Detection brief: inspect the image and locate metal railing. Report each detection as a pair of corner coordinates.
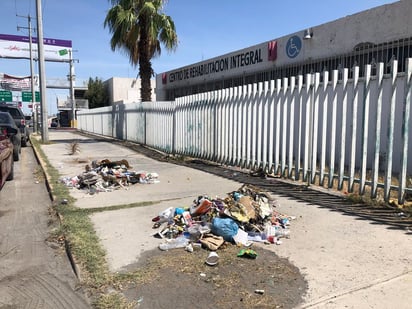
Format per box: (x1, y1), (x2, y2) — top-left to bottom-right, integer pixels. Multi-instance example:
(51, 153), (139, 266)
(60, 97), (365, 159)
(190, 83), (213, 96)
(77, 59), (412, 204)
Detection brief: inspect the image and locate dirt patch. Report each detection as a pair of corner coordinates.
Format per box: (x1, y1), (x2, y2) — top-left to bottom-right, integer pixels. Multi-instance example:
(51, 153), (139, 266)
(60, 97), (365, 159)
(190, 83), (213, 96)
(122, 244), (307, 309)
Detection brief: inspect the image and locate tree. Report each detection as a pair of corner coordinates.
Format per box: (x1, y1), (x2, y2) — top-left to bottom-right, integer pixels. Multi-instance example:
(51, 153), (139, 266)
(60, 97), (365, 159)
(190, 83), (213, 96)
(104, 0), (178, 102)
(84, 77), (110, 109)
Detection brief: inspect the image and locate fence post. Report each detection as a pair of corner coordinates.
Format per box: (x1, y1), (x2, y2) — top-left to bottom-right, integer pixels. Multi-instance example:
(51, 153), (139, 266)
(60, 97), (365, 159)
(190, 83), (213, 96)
(261, 81), (269, 172)
(372, 63), (384, 198)
(288, 76), (296, 178)
(281, 77), (288, 176)
(338, 68), (348, 190)
(328, 70), (339, 188)
(268, 80), (276, 174)
(256, 82), (264, 170)
(274, 79), (282, 175)
(349, 66), (360, 192)
(384, 60), (398, 201)
(295, 75), (303, 180)
(399, 58), (412, 203)
(310, 73), (320, 184)
(303, 73), (312, 183)
(320, 70), (329, 185)
(360, 65), (372, 195)
(172, 101), (176, 155)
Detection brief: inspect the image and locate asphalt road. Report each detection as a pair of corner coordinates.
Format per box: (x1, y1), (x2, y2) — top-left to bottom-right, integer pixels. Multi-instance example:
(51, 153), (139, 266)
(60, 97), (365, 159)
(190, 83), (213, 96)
(0, 143), (90, 308)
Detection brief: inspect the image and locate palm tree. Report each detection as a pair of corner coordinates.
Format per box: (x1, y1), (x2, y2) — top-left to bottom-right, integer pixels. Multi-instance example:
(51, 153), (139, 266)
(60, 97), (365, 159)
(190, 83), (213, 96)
(104, 0), (178, 101)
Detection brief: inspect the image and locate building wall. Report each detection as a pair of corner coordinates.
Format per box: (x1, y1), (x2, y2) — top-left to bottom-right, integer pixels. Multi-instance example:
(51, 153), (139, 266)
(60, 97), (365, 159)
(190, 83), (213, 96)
(105, 77), (156, 104)
(156, 0), (410, 100)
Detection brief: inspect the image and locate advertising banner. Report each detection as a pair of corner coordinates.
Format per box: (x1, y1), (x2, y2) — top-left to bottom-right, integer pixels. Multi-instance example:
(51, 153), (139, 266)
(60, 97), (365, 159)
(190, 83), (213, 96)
(0, 73), (39, 105)
(0, 73), (37, 91)
(0, 34), (72, 62)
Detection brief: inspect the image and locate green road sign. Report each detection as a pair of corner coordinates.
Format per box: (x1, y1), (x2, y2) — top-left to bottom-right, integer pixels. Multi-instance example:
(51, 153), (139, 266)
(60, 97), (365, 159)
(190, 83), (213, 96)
(59, 49), (68, 56)
(0, 90), (12, 102)
(22, 91), (40, 102)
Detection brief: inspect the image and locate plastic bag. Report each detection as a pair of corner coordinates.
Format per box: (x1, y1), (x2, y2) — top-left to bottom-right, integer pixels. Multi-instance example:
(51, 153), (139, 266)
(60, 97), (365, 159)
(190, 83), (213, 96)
(211, 217), (239, 242)
(152, 207), (175, 223)
(159, 236), (189, 251)
(237, 248), (258, 259)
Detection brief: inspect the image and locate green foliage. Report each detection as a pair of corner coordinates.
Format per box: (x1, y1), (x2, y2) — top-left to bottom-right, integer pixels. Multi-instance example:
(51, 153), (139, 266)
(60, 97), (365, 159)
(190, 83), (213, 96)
(104, 0), (178, 101)
(85, 77), (110, 109)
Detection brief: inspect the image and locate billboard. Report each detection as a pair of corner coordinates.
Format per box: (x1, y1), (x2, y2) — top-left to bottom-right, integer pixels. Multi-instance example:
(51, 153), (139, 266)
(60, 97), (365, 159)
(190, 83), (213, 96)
(0, 73), (39, 105)
(0, 73), (37, 91)
(0, 34), (72, 62)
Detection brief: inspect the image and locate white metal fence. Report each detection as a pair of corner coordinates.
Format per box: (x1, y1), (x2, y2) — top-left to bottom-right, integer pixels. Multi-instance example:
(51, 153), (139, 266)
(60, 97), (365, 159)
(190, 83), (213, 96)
(78, 59), (412, 204)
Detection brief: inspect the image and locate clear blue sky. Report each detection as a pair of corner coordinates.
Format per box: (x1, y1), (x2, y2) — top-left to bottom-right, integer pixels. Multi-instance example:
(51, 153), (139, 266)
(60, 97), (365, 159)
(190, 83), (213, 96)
(0, 0), (398, 115)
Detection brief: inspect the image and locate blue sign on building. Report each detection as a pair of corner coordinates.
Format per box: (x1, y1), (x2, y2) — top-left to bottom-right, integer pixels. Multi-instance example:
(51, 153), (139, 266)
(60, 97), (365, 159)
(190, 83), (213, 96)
(286, 35), (302, 58)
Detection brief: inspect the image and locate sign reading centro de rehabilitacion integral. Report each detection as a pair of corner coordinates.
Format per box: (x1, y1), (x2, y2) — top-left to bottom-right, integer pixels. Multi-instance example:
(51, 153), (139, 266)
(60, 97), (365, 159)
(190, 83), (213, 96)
(0, 34), (72, 62)
(167, 47), (265, 84)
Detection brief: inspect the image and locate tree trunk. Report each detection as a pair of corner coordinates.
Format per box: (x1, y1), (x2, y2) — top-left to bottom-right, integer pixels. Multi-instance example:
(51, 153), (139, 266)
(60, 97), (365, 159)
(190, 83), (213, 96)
(138, 20), (153, 102)
(139, 59), (152, 102)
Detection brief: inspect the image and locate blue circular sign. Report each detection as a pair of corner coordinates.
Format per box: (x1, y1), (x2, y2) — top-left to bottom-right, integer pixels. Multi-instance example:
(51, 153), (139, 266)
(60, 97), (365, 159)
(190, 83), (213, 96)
(286, 35), (302, 58)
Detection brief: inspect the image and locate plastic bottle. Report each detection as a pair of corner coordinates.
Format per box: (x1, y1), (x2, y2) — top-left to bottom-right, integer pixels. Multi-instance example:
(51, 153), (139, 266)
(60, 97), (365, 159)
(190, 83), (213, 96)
(274, 227), (290, 239)
(159, 236), (189, 251)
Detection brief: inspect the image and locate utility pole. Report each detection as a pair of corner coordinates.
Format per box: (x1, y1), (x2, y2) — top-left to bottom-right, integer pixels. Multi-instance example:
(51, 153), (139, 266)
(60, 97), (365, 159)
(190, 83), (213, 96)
(35, 0), (48, 142)
(69, 49), (76, 127)
(28, 16), (38, 134)
(17, 15), (38, 133)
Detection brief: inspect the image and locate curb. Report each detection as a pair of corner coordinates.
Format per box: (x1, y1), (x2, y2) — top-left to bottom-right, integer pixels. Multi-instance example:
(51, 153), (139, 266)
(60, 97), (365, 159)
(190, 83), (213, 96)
(29, 134), (82, 281)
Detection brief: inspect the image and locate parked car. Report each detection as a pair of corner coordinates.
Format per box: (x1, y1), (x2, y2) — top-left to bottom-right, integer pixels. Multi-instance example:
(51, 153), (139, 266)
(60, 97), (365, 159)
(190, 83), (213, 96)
(0, 112), (21, 161)
(0, 119), (17, 189)
(0, 104), (30, 147)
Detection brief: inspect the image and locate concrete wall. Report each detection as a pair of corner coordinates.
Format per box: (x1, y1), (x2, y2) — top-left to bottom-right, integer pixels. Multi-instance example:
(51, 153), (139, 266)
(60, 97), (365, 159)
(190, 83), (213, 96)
(105, 77), (156, 104)
(156, 0), (410, 100)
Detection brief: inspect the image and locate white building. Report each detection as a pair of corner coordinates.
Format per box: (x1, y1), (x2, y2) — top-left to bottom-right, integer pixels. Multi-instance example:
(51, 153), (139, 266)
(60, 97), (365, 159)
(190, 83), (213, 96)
(104, 77), (156, 104)
(156, 0), (411, 100)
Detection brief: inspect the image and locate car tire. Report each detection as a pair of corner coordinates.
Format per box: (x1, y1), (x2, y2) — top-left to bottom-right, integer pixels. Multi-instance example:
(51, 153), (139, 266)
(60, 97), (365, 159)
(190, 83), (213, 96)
(13, 148), (19, 161)
(6, 161), (14, 181)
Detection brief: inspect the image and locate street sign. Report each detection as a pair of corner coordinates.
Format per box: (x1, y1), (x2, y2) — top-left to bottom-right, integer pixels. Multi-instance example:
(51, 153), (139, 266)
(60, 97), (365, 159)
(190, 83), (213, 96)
(59, 49), (68, 56)
(0, 90), (12, 102)
(21, 91), (40, 102)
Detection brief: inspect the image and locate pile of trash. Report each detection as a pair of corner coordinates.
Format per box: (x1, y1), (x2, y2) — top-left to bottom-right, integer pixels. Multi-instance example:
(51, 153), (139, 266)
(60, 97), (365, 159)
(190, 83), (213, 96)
(152, 184), (295, 256)
(59, 159), (159, 193)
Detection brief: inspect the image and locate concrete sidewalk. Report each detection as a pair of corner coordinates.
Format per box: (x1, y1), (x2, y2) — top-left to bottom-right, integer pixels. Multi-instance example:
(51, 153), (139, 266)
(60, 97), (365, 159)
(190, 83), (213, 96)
(38, 130), (412, 309)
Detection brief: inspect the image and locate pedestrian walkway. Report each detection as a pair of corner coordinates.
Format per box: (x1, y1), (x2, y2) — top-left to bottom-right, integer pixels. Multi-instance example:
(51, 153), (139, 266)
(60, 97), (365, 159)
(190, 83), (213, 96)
(39, 130), (412, 308)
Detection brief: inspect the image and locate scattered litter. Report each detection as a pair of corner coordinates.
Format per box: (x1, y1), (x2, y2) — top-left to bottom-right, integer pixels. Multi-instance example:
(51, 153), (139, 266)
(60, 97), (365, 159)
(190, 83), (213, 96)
(211, 217), (239, 242)
(254, 289), (265, 295)
(153, 184), (296, 255)
(237, 248), (258, 259)
(136, 297), (144, 304)
(232, 228), (249, 246)
(205, 252), (219, 266)
(158, 235), (189, 251)
(200, 234), (225, 251)
(58, 158), (159, 194)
